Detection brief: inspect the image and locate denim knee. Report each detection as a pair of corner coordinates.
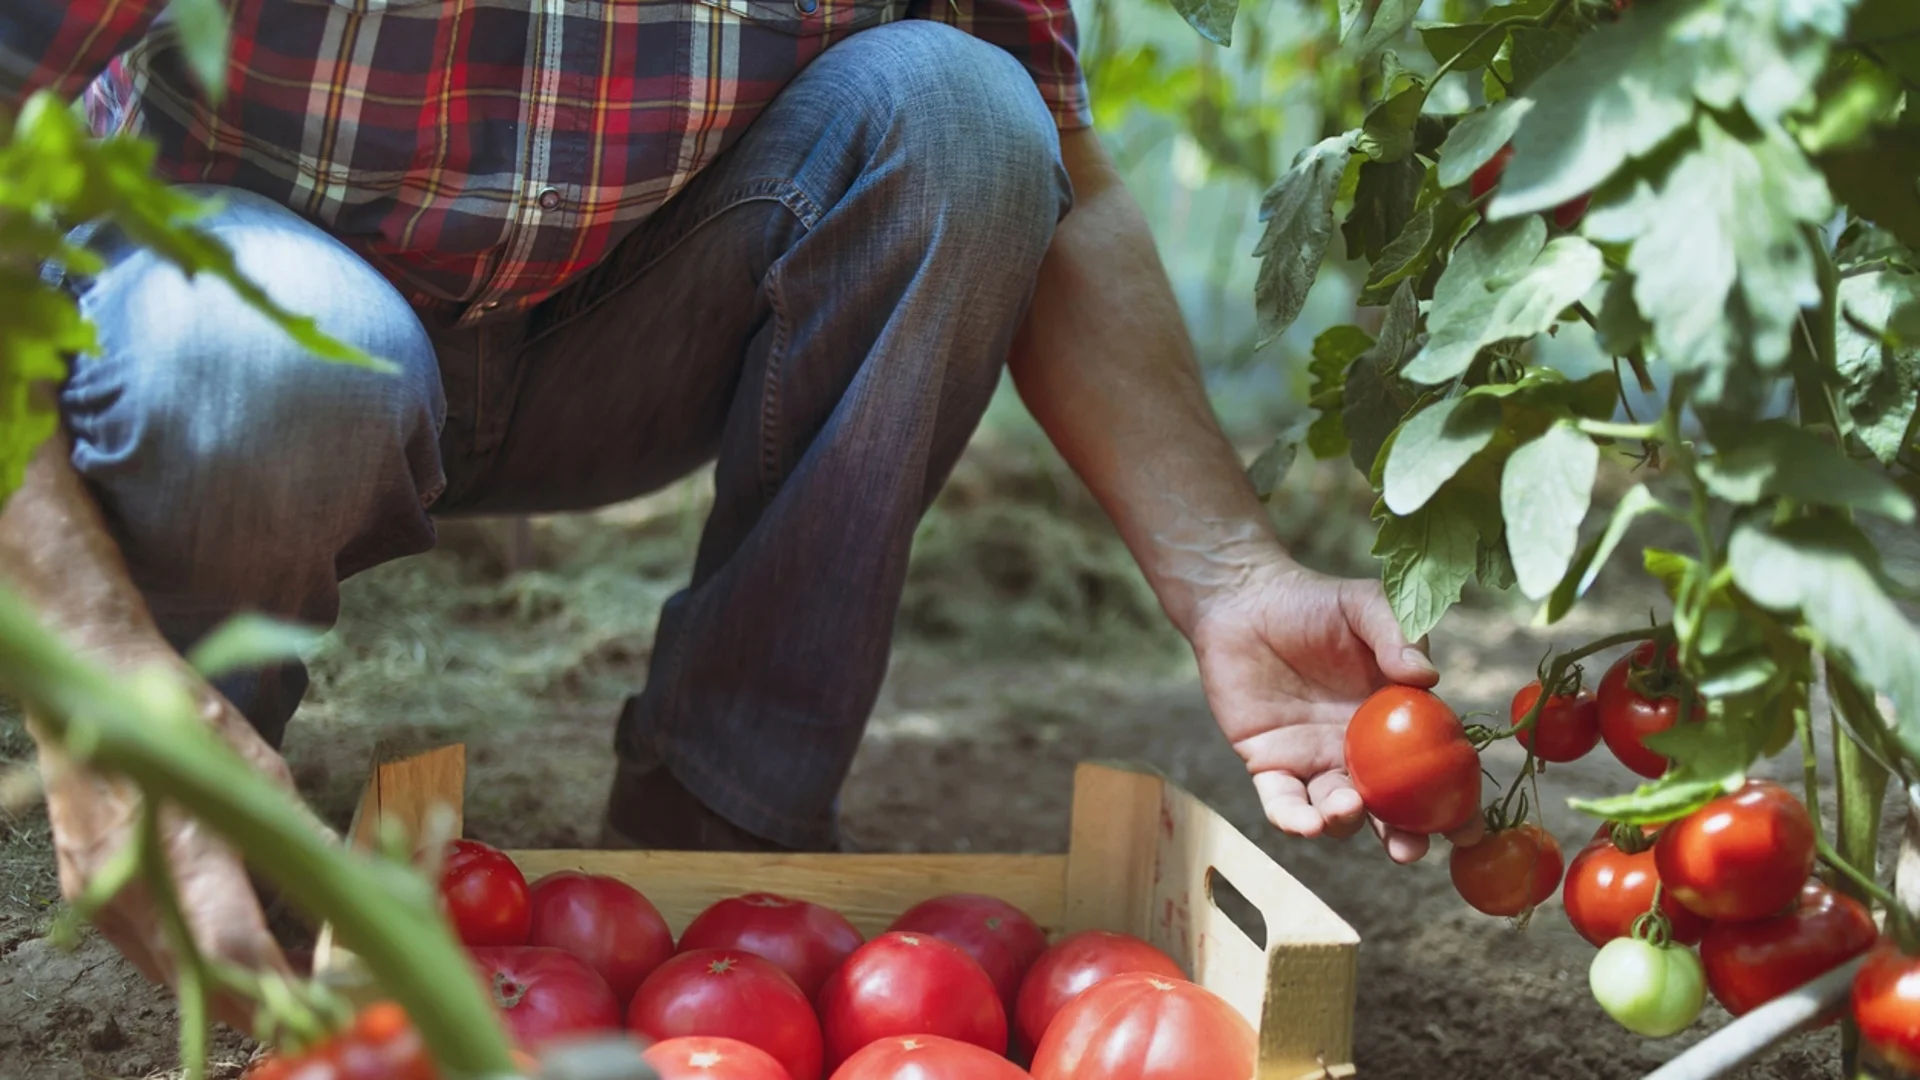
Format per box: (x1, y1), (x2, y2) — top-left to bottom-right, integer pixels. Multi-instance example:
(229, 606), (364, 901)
(61, 187), (445, 618)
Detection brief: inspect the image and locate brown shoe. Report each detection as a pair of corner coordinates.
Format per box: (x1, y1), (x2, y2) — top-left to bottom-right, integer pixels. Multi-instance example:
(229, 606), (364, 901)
(599, 761), (845, 853)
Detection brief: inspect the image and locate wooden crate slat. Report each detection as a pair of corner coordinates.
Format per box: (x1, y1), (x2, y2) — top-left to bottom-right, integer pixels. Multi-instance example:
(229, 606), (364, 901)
(504, 850), (1069, 938)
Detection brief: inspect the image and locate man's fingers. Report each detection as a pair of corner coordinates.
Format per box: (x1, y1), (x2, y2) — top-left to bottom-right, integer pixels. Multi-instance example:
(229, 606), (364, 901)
(1252, 772), (1326, 838)
(1342, 580), (1440, 688)
(1305, 771), (1366, 839)
(1368, 814), (1431, 864)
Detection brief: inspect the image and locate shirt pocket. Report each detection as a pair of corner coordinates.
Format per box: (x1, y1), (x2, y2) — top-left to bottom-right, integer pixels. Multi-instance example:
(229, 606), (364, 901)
(694, 0), (895, 36)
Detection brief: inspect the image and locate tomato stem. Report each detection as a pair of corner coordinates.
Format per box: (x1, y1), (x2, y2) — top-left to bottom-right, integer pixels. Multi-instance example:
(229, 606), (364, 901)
(1816, 835), (1899, 911)
(1503, 626), (1668, 741)
(139, 799), (209, 1080)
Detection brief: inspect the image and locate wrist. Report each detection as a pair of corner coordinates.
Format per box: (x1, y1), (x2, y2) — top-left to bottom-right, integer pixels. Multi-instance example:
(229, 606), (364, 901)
(1153, 526), (1300, 640)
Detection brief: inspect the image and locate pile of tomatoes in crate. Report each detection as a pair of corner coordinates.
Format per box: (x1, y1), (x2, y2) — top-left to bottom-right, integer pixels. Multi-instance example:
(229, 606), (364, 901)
(254, 839), (1260, 1079)
(1345, 642), (1920, 1063)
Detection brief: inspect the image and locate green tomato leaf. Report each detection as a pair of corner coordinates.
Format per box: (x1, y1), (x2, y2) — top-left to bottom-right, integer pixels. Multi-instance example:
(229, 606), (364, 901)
(1374, 493), (1481, 643)
(1595, 271), (1651, 359)
(1697, 420), (1914, 521)
(1383, 395), (1503, 515)
(1404, 218), (1604, 385)
(1254, 133), (1357, 348)
(1437, 99), (1533, 189)
(1821, 128), (1920, 253)
(187, 614), (324, 681)
(1478, 532), (1518, 591)
(1539, 484), (1668, 624)
(1729, 517), (1920, 754)
(1170, 0), (1240, 46)
(1247, 437), (1298, 501)
(1585, 115), (1831, 383)
(1501, 420), (1599, 600)
(166, 0), (233, 102)
(1835, 268), (1920, 464)
(1568, 773), (1729, 826)
(1851, 0), (1920, 89)
(1354, 0), (1422, 59)
(1344, 282), (1421, 475)
(1305, 325), (1375, 460)
(1506, 25), (1578, 95)
(1357, 83), (1428, 165)
(1344, 157), (1425, 262)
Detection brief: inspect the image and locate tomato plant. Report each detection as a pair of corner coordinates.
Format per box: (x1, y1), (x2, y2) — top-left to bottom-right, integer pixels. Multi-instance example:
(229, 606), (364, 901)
(641, 1035), (793, 1080)
(1655, 780), (1817, 923)
(1343, 685), (1482, 835)
(1027, 972), (1257, 1080)
(1013, 930), (1185, 1054)
(1449, 822), (1564, 917)
(1509, 676), (1600, 764)
(1699, 881), (1876, 1017)
(677, 893), (865, 1001)
(1562, 826), (1708, 948)
(440, 839), (533, 948)
(1854, 940), (1920, 1074)
(887, 893), (1049, 1012)
(1588, 936), (1706, 1038)
(829, 1035), (1033, 1080)
(628, 949), (825, 1080)
(818, 931), (1008, 1069)
(527, 870), (675, 1006)
(470, 945), (624, 1050)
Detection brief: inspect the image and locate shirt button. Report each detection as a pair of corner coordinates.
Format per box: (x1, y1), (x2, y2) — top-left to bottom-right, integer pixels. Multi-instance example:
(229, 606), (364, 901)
(538, 188), (563, 211)
(795, 0), (819, 13)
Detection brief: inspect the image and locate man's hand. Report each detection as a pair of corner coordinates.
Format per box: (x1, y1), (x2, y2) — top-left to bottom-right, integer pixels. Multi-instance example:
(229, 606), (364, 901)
(34, 636), (299, 1029)
(1189, 557), (1483, 863)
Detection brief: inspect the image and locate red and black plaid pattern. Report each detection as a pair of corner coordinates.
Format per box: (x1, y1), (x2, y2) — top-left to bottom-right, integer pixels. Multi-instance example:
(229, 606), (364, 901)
(1, 0), (1089, 325)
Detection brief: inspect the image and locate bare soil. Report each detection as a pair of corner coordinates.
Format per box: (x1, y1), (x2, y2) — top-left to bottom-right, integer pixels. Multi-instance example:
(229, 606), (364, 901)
(0, 432), (1879, 1080)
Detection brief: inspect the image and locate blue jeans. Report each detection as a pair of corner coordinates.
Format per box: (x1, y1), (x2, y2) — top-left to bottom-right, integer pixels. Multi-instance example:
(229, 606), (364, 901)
(55, 22), (1072, 849)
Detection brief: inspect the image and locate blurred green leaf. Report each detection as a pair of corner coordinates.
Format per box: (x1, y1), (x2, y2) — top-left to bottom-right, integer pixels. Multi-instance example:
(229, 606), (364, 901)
(1254, 132), (1357, 347)
(1501, 420), (1599, 599)
(167, 0), (233, 101)
(1171, 0), (1240, 47)
(1384, 395), (1503, 515)
(1403, 217), (1603, 384)
(1345, 283), (1422, 475)
(1375, 490), (1482, 642)
(187, 615), (324, 681)
(1539, 484), (1668, 623)
(1697, 420), (1915, 520)
(1834, 268), (1920, 463)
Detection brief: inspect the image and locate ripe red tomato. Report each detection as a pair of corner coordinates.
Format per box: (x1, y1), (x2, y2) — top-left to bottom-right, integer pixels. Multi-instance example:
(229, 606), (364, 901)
(629, 949), (824, 1080)
(642, 1035), (792, 1080)
(1700, 881), (1876, 1017)
(468, 946), (623, 1049)
(1014, 930), (1185, 1054)
(678, 892), (865, 1000)
(887, 893), (1048, 1012)
(1449, 823), (1564, 917)
(1469, 145), (1516, 202)
(1029, 971), (1256, 1080)
(244, 1002), (437, 1080)
(818, 931), (1007, 1069)
(439, 838), (531, 947)
(1854, 940), (1920, 1073)
(1562, 831), (1708, 947)
(1552, 194), (1592, 230)
(1510, 681), (1600, 763)
(829, 1035), (1033, 1080)
(1344, 686), (1482, 835)
(1595, 643), (1697, 778)
(1656, 780), (1816, 922)
(526, 871), (675, 1006)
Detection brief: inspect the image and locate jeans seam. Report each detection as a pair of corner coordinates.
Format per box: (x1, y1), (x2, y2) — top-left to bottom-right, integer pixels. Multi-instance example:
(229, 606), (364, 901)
(758, 258), (790, 502)
(523, 178), (815, 351)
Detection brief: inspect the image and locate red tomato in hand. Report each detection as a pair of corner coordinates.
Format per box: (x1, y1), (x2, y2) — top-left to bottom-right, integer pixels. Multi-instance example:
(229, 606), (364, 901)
(818, 931), (1007, 1069)
(1015, 930), (1185, 1054)
(629, 949), (824, 1080)
(1449, 823), (1564, 917)
(1595, 644), (1697, 778)
(1562, 830), (1708, 947)
(1701, 881), (1876, 1017)
(678, 893), (865, 1000)
(1656, 780), (1816, 922)
(1344, 686), (1482, 835)
(470, 945), (623, 1049)
(440, 839), (531, 947)
(888, 894), (1048, 1012)
(1854, 940), (1920, 1073)
(642, 1036), (792, 1080)
(1510, 681), (1600, 763)
(830, 1035), (1033, 1080)
(527, 871), (675, 1006)
(1029, 972), (1255, 1080)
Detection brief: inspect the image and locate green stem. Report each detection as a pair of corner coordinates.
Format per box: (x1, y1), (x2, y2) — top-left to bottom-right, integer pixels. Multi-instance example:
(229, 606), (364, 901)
(1832, 681), (1892, 913)
(1428, 0), (1576, 87)
(1577, 419), (1662, 441)
(1797, 698), (1823, 849)
(140, 800), (208, 1080)
(0, 589), (519, 1079)
(1499, 626), (1667, 740)
(1817, 835), (1899, 910)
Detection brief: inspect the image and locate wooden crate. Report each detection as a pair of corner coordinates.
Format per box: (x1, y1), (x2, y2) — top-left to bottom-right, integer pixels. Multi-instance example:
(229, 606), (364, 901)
(316, 745), (1360, 1080)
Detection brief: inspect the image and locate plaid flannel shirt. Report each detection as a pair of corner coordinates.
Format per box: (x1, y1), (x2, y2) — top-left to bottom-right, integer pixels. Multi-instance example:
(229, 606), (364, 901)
(0, 0), (1090, 326)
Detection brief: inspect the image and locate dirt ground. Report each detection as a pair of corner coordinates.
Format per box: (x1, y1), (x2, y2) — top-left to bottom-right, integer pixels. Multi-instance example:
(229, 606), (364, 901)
(0, 419), (1892, 1080)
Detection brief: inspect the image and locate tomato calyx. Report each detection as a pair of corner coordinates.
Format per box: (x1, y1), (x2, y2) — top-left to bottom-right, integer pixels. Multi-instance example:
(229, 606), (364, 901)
(1605, 820), (1657, 856)
(1623, 641), (1687, 700)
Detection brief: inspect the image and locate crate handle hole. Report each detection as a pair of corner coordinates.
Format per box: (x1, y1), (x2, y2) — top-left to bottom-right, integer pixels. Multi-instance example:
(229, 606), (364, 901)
(1205, 866), (1267, 953)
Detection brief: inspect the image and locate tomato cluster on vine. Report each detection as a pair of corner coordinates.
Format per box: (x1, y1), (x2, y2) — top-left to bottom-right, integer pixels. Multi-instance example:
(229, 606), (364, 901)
(248, 843), (1258, 1079)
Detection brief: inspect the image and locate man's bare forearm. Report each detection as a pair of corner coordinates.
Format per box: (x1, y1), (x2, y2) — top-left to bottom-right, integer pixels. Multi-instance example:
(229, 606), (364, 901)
(1, 435), (159, 652)
(1010, 128), (1288, 637)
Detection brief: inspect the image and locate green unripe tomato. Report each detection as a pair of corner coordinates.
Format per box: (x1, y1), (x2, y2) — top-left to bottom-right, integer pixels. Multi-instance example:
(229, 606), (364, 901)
(1589, 937), (1706, 1037)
